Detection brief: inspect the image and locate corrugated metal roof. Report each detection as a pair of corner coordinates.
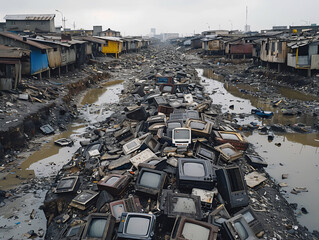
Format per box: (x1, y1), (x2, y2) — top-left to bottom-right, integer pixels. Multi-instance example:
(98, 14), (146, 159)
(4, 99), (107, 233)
(0, 32), (52, 50)
(75, 36), (105, 44)
(0, 44), (30, 58)
(4, 14), (55, 21)
(96, 36), (123, 42)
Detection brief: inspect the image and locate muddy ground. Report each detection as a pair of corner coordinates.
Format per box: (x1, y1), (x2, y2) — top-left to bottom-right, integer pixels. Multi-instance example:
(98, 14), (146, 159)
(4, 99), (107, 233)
(0, 44), (318, 239)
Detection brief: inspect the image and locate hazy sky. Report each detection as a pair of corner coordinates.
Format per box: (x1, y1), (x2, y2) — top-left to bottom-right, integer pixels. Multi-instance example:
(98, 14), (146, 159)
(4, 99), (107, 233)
(1, 0), (319, 36)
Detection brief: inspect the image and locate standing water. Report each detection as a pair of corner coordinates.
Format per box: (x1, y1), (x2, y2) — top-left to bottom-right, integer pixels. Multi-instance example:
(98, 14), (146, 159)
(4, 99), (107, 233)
(0, 80), (124, 239)
(198, 69), (319, 232)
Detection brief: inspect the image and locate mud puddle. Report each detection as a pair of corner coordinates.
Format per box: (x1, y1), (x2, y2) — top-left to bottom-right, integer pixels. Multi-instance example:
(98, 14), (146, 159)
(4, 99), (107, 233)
(199, 68), (319, 231)
(0, 79), (124, 239)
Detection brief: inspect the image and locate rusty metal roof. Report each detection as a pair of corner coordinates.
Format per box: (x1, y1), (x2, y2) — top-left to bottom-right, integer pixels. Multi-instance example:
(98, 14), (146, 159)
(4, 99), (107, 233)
(4, 14), (55, 21)
(0, 44), (30, 58)
(0, 32), (52, 50)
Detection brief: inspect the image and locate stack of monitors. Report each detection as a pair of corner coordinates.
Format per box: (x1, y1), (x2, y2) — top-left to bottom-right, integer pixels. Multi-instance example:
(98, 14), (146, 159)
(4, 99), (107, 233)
(97, 174), (132, 196)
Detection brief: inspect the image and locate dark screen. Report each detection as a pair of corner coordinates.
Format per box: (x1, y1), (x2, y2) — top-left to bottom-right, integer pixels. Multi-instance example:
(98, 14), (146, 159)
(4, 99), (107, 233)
(66, 225), (81, 237)
(87, 218), (107, 238)
(234, 221), (249, 239)
(199, 148), (213, 158)
(227, 168), (244, 192)
(57, 178), (75, 190)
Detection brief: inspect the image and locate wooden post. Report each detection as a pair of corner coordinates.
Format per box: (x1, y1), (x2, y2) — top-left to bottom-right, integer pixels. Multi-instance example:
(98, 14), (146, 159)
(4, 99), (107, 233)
(48, 69), (51, 78)
(278, 63), (281, 72)
(58, 67), (61, 77)
(307, 68), (311, 77)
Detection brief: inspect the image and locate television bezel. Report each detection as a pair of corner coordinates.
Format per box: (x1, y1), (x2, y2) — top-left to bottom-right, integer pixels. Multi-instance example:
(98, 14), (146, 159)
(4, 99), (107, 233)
(222, 214), (256, 240)
(117, 212), (156, 240)
(70, 190), (99, 211)
(186, 119), (212, 137)
(59, 223), (85, 240)
(123, 138), (142, 155)
(109, 196), (142, 222)
(81, 213), (115, 240)
(55, 176), (79, 194)
(135, 168), (167, 197)
(214, 143), (243, 162)
(160, 83), (176, 93)
(171, 216), (219, 240)
(193, 140), (218, 162)
(208, 204), (231, 227)
(235, 206), (263, 235)
(97, 174), (131, 196)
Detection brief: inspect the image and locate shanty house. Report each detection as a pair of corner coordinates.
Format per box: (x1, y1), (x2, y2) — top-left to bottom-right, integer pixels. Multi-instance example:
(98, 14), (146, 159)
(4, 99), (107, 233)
(0, 44), (30, 90)
(287, 37), (319, 76)
(98, 37), (123, 58)
(202, 36), (225, 55)
(225, 39), (254, 59)
(99, 28), (121, 37)
(4, 14), (55, 33)
(0, 32), (51, 77)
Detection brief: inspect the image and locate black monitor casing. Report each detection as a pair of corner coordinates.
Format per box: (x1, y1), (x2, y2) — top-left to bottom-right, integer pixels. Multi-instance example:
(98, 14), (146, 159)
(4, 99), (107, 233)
(81, 213), (115, 240)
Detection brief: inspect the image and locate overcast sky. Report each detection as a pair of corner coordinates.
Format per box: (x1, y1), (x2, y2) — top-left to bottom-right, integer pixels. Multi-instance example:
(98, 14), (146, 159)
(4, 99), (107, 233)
(1, 0), (319, 36)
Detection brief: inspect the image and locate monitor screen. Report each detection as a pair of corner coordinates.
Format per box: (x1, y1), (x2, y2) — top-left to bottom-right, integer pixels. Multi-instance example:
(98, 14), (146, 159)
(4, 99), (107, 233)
(74, 191), (95, 203)
(242, 211), (254, 223)
(163, 86), (173, 92)
(227, 168), (244, 192)
(57, 178), (75, 190)
(190, 121), (205, 130)
(126, 216), (150, 236)
(199, 148), (213, 158)
(183, 162), (205, 177)
(127, 141), (138, 149)
(112, 203), (125, 220)
(222, 147), (236, 156)
(181, 222), (210, 240)
(234, 221), (248, 239)
(215, 217), (228, 224)
(168, 122), (182, 129)
(220, 133), (240, 141)
(174, 129), (190, 139)
(139, 172), (161, 188)
(66, 225), (81, 237)
(87, 218), (107, 238)
(172, 197), (196, 214)
(105, 176), (120, 186)
(148, 139), (157, 149)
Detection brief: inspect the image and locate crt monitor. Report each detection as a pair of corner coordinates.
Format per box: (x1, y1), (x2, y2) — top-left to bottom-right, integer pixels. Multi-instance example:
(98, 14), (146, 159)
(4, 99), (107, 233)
(172, 128), (191, 147)
(97, 174), (131, 196)
(117, 213), (156, 240)
(135, 168), (167, 197)
(55, 176), (79, 194)
(171, 216), (219, 240)
(222, 214), (257, 240)
(81, 213), (115, 240)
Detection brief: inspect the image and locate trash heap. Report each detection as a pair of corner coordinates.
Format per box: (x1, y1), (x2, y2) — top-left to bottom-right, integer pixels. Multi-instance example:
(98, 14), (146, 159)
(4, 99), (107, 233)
(43, 46), (314, 240)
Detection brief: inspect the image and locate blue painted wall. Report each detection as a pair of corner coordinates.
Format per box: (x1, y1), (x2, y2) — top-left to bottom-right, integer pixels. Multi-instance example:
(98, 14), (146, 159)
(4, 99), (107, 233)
(30, 47), (49, 75)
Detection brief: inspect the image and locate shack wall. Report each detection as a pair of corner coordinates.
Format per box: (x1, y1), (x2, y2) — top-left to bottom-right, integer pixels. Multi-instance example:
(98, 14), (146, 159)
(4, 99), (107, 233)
(30, 47), (49, 74)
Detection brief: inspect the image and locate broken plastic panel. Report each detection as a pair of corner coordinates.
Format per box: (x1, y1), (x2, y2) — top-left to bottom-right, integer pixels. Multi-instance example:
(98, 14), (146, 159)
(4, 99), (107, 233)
(130, 148), (157, 168)
(58, 223), (85, 240)
(117, 213), (156, 240)
(123, 138), (142, 155)
(55, 176), (80, 194)
(234, 206), (263, 235)
(135, 168), (167, 197)
(216, 166), (249, 210)
(97, 174), (131, 196)
(214, 143), (243, 163)
(193, 140), (218, 162)
(109, 196), (142, 222)
(81, 213), (115, 240)
(140, 134), (161, 153)
(158, 105), (174, 116)
(208, 204), (231, 228)
(69, 190), (99, 211)
(138, 158), (167, 171)
(170, 216), (219, 240)
(245, 154), (268, 168)
(221, 214), (257, 240)
(126, 106), (148, 121)
(191, 188), (215, 204)
(213, 131), (248, 151)
(114, 127), (133, 142)
(177, 158), (215, 190)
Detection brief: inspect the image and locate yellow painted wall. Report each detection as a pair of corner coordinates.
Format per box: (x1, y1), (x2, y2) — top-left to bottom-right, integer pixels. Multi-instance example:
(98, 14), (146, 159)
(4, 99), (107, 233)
(102, 40), (121, 54)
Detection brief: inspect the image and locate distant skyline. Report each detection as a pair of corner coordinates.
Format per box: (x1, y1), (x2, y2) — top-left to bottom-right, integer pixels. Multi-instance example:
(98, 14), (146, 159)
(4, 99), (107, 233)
(1, 0), (318, 36)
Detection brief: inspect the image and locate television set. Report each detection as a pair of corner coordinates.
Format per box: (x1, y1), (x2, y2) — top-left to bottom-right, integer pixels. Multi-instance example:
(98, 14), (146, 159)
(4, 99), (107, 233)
(245, 155), (268, 168)
(158, 105), (174, 116)
(208, 204), (231, 227)
(156, 76), (174, 84)
(97, 174), (132, 196)
(130, 148), (157, 168)
(59, 223), (85, 240)
(193, 141), (218, 162)
(234, 206), (263, 235)
(186, 119), (212, 137)
(153, 96), (168, 106)
(70, 190), (99, 211)
(140, 135), (161, 153)
(81, 213), (115, 240)
(55, 176), (79, 194)
(213, 131), (248, 151)
(216, 166), (249, 210)
(221, 214), (257, 240)
(185, 110), (200, 120)
(117, 213), (156, 240)
(114, 127), (133, 142)
(171, 216), (219, 240)
(109, 196), (142, 222)
(166, 120), (184, 138)
(148, 123), (166, 134)
(160, 84), (176, 93)
(138, 158), (167, 171)
(172, 128), (191, 148)
(135, 168), (167, 197)
(146, 115), (166, 124)
(177, 158), (215, 190)
(214, 143), (243, 163)
(160, 190), (202, 220)
(126, 106), (148, 121)
(123, 138), (142, 155)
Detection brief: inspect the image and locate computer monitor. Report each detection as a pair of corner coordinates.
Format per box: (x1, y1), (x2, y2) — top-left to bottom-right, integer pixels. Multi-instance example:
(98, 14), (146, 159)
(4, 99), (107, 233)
(160, 190), (202, 220)
(234, 206), (263, 235)
(117, 213), (156, 240)
(109, 196), (142, 222)
(186, 119), (212, 137)
(193, 141), (218, 162)
(138, 158), (166, 171)
(59, 223), (85, 240)
(123, 138), (142, 155)
(221, 214), (257, 240)
(216, 166), (249, 210)
(172, 128), (191, 148)
(167, 120), (184, 138)
(97, 174), (131, 196)
(245, 155), (268, 168)
(81, 213), (115, 240)
(135, 168), (167, 197)
(171, 216), (219, 240)
(55, 176), (79, 194)
(214, 143), (243, 163)
(140, 135), (161, 153)
(177, 158), (215, 190)
(213, 131), (248, 151)
(208, 204), (231, 228)
(70, 190), (99, 211)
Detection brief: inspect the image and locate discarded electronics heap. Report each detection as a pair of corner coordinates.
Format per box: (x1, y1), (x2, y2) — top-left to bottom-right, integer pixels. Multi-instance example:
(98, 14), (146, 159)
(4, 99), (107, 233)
(44, 69), (268, 240)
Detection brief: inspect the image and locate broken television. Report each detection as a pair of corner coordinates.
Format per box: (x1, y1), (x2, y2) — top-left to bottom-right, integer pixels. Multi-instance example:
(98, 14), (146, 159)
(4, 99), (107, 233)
(171, 216), (219, 240)
(109, 196), (142, 222)
(55, 176), (79, 194)
(117, 212), (156, 240)
(81, 213), (115, 240)
(135, 168), (167, 197)
(222, 214), (257, 240)
(172, 128), (191, 147)
(97, 174), (131, 196)
(177, 158), (215, 190)
(234, 206), (263, 235)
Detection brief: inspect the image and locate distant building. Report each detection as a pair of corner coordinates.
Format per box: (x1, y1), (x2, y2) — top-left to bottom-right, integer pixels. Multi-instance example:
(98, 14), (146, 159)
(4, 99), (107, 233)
(0, 22), (5, 32)
(93, 26), (102, 36)
(160, 33), (179, 42)
(4, 14), (56, 33)
(244, 25), (251, 33)
(289, 24), (319, 33)
(202, 30), (230, 36)
(99, 28), (121, 37)
(150, 28), (156, 37)
(272, 26), (288, 31)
